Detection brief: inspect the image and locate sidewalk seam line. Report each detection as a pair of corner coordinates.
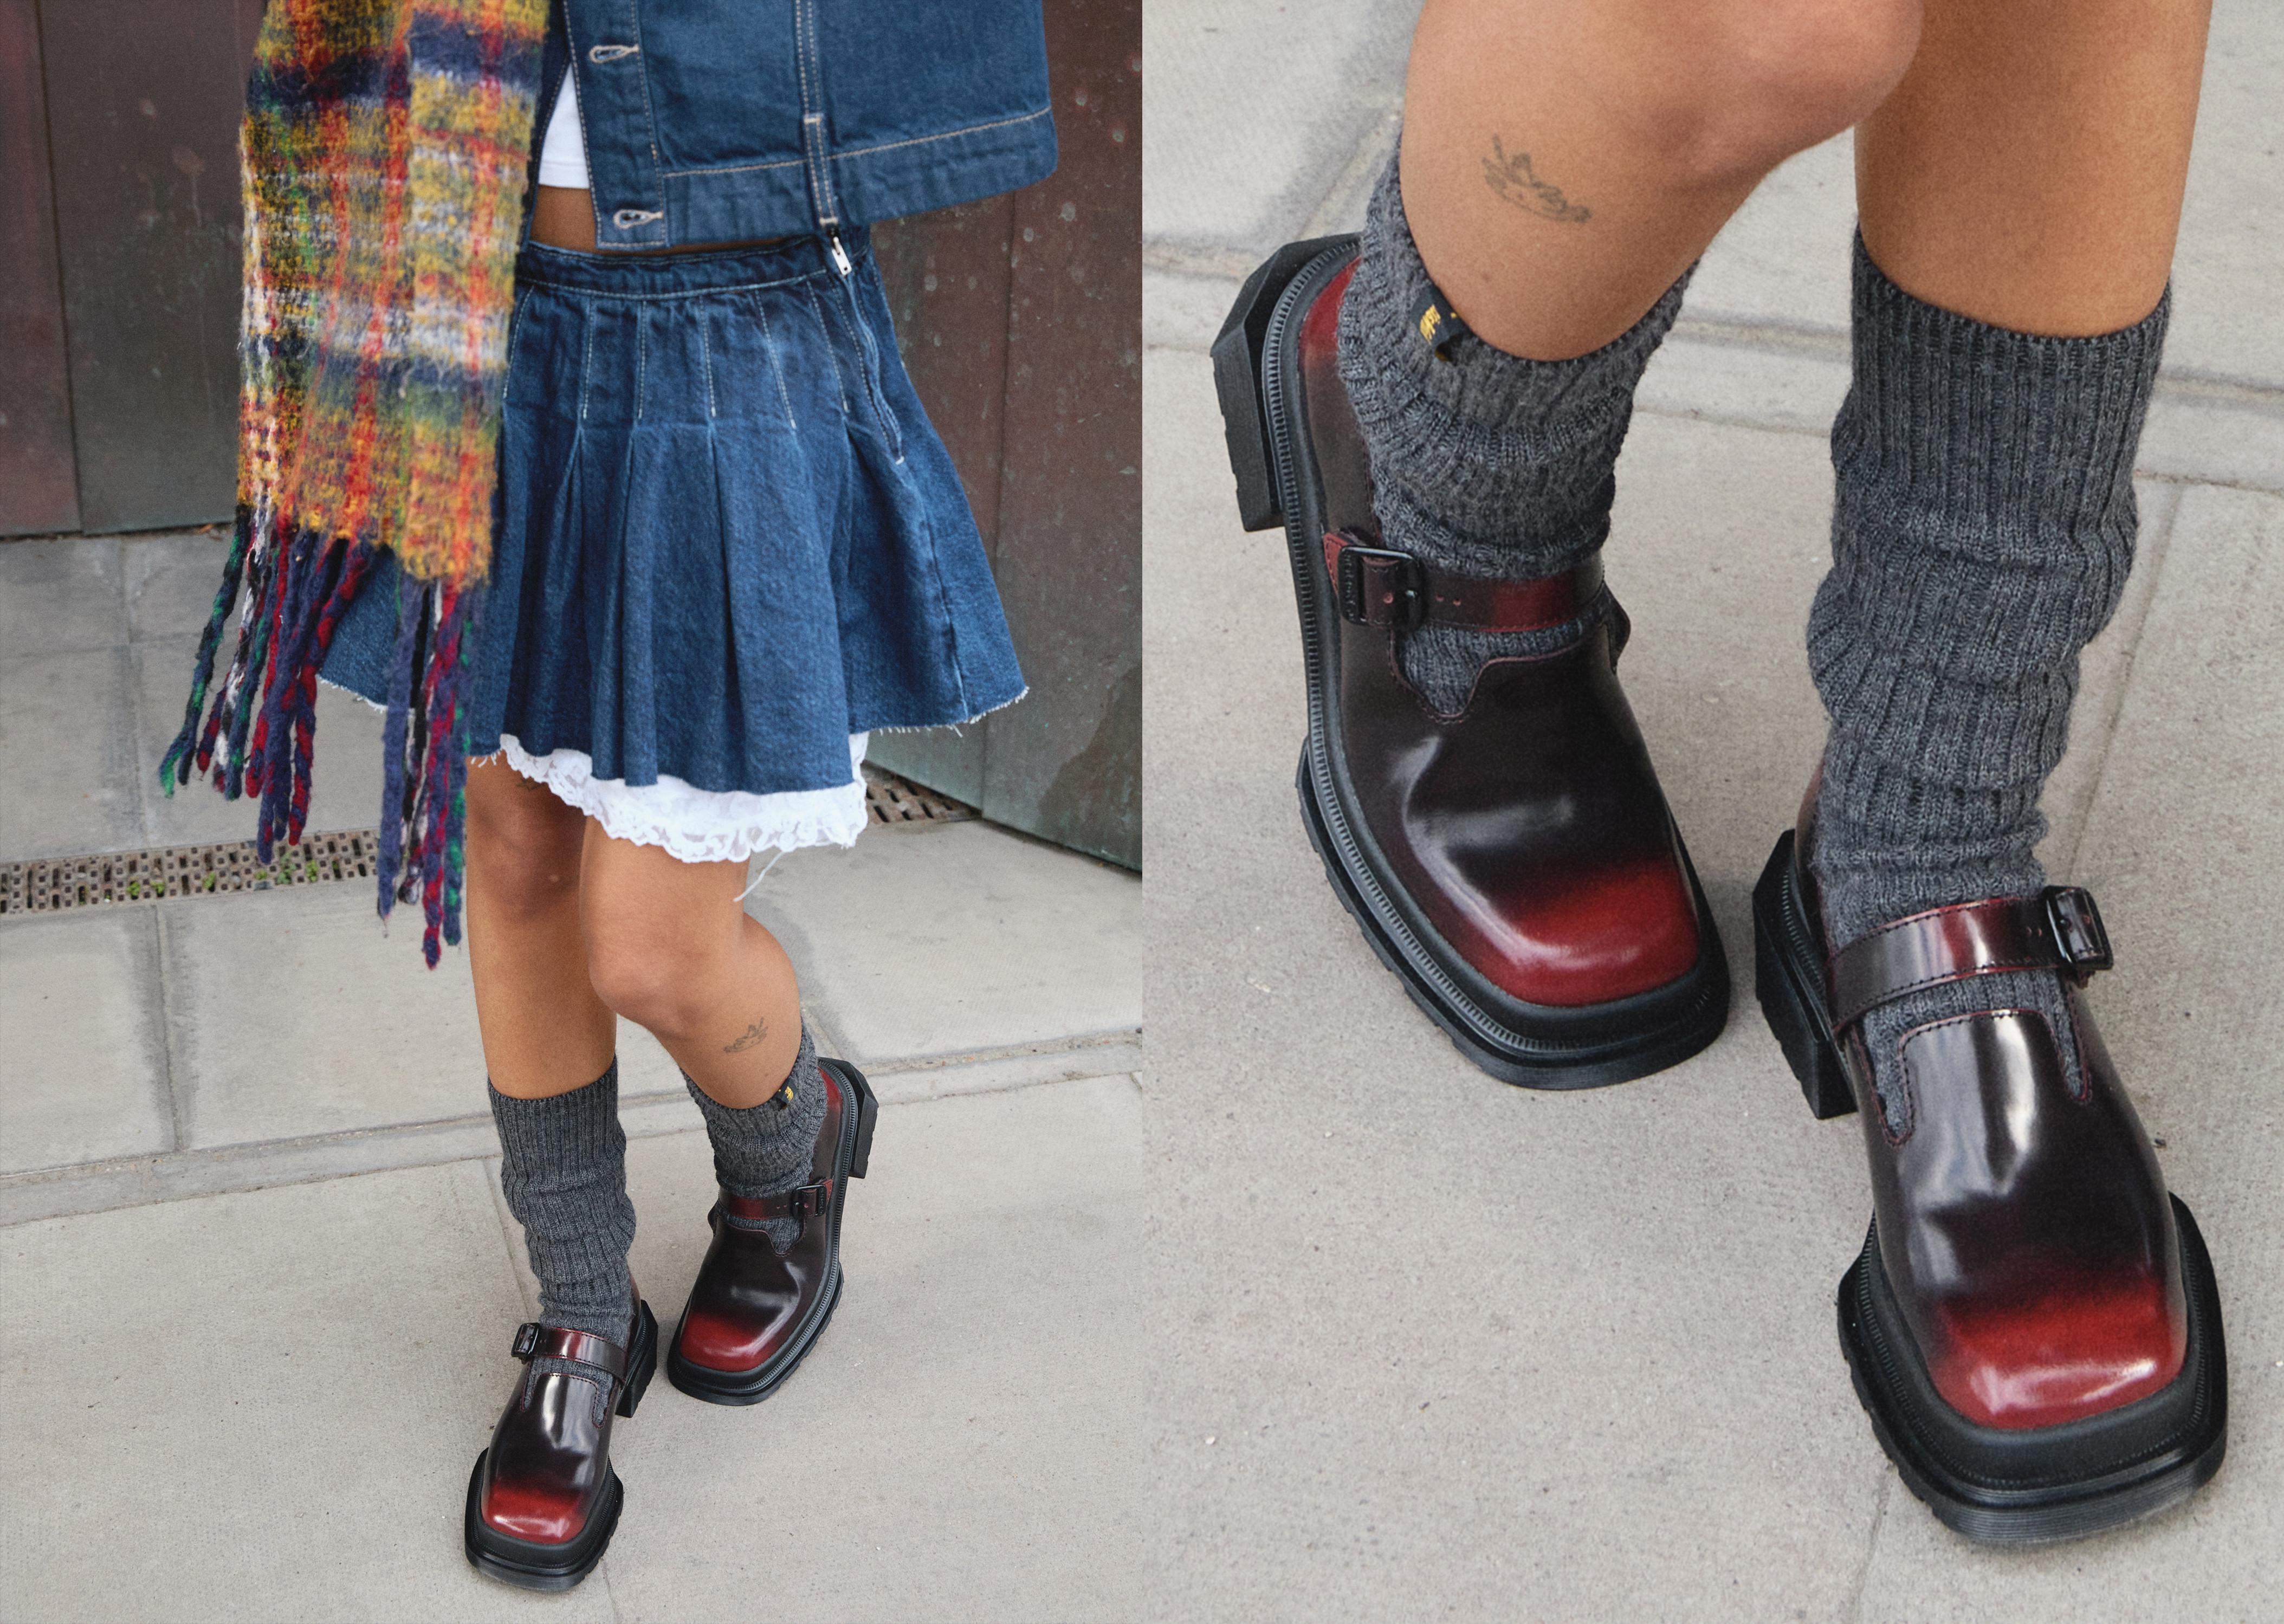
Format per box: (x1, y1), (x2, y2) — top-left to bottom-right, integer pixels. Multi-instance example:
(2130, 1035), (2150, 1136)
(0, 1042), (1143, 1225)
(481, 1150), (542, 1322)
(151, 904), (190, 1154)
(1, 1038), (1141, 1183)
(860, 1026), (1142, 1077)
(1843, 1472), (1890, 1623)
(2065, 480), (2186, 879)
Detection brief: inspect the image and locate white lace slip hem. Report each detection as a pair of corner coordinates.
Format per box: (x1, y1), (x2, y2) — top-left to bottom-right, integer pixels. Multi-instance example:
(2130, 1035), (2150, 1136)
(500, 732), (870, 865)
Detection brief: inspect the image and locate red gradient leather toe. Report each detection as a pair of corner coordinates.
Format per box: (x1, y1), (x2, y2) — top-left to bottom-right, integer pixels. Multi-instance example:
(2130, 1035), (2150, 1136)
(1752, 788), (2227, 1541)
(465, 1295), (656, 1589)
(476, 1310), (643, 1547)
(1797, 801), (2189, 1434)
(1390, 674), (1705, 1008)
(1299, 261), (1711, 1017)
(1217, 236), (1728, 1086)
(1932, 1270), (2182, 1429)
(1864, 998), (2188, 1433)
(667, 1057), (875, 1405)
(674, 1184), (832, 1374)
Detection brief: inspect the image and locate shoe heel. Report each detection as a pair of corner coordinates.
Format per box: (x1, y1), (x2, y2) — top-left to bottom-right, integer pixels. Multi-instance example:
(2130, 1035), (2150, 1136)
(1751, 832), (1856, 1121)
(829, 1059), (878, 1179)
(618, 1301), (659, 1418)
(1211, 235), (1354, 532)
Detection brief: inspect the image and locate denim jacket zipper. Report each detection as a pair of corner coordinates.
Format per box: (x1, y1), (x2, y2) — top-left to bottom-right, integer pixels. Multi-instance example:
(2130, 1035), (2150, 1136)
(794, 0), (900, 455)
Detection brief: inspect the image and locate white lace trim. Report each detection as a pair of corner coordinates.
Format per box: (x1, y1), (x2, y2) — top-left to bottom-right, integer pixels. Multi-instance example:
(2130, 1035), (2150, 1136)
(500, 732), (869, 865)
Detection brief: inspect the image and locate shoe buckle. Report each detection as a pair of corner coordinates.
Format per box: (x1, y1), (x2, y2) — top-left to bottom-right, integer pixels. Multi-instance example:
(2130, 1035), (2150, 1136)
(785, 1180), (833, 1219)
(2043, 887), (2113, 981)
(512, 1322), (542, 1361)
(1334, 540), (1426, 630)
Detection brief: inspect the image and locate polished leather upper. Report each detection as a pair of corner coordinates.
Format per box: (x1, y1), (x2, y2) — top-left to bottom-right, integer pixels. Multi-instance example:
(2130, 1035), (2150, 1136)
(1299, 260), (1701, 1008)
(478, 1302), (641, 1545)
(675, 1068), (849, 1374)
(1871, 1000), (2185, 1429)
(1802, 806), (2188, 1431)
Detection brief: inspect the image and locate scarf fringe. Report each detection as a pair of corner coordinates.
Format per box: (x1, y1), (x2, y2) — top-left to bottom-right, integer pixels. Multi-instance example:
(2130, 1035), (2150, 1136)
(158, 503), (472, 965)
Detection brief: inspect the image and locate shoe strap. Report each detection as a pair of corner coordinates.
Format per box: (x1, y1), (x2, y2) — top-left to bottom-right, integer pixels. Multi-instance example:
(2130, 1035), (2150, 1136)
(720, 1179), (835, 1227)
(512, 1322), (632, 1384)
(1826, 888), (2113, 1033)
(1322, 531), (1601, 633)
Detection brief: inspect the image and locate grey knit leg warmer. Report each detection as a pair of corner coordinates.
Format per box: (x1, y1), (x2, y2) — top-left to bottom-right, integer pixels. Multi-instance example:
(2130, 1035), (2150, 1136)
(489, 1060), (637, 1341)
(683, 1022), (827, 1250)
(1337, 153), (1690, 713)
(1811, 235), (2167, 1127)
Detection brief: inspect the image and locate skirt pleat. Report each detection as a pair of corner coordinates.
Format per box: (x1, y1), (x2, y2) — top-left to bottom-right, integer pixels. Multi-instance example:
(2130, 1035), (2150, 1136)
(318, 230), (1023, 860)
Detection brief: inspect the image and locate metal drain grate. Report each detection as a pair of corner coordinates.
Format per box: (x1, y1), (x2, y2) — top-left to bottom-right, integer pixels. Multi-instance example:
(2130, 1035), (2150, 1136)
(863, 765), (975, 826)
(0, 772), (972, 918)
(2, 830), (380, 917)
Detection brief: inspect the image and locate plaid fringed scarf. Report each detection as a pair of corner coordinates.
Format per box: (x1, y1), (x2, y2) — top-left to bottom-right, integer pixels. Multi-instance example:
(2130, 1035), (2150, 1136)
(160, 0), (546, 965)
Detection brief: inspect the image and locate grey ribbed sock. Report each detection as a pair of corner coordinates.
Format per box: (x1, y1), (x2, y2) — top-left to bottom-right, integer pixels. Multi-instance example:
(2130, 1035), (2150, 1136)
(1337, 152), (1689, 713)
(683, 1022), (827, 1250)
(489, 1060), (636, 1341)
(1811, 235), (2166, 1129)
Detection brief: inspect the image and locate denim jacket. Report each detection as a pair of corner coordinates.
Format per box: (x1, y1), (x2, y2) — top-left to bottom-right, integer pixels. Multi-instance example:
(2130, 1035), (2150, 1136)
(546, 0), (1057, 251)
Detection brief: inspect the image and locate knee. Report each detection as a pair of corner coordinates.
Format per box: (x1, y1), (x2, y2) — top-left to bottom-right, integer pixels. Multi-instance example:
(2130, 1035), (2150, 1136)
(584, 930), (721, 1039)
(465, 778), (584, 924)
(1626, 0), (1923, 182)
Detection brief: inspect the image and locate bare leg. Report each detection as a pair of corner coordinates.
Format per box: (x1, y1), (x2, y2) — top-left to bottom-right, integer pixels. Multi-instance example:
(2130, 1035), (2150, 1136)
(480, 196), (804, 1105)
(1400, 0), (1923, 358)
(578, 830), (805, 1110)
(464, 758), (617, 1098)
(1856, 0), (2211, 334)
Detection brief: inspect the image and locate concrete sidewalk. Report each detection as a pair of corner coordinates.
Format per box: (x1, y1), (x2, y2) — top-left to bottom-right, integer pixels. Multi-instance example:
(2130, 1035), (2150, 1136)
(1143, 2), (2282, 1620)
(0, 532), (1144, 1620)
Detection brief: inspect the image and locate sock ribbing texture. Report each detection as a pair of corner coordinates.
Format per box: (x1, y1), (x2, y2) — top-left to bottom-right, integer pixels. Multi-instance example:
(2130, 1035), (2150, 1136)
(683, 1021), (827, 1250)
(1336, 152), (1688, 712)
(489, 1060), (636, 1342)
(1811, 235), (2166, 1128)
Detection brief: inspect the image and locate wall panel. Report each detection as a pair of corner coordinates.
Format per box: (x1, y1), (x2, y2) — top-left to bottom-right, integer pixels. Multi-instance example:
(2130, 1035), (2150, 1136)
(868, 0), (1141, 868)
(0, 0), (78, 535)
(37, 0), (266, 532)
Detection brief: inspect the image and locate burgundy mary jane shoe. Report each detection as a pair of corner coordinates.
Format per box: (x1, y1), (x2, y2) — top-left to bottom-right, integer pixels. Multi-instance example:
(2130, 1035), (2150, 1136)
(667, 1056), (877, 1405)
(1213, 235), (1727, 1088)
(464, 1292), (659, 1590)
(1754, 794), (2227, 1543)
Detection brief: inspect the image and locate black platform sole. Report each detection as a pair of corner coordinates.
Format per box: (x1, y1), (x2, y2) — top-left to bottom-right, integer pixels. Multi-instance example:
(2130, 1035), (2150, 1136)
(463, 1300), (658, 1590)
(666, 1059), (874, 1407)
(1752, 829), (2229, 1543)
(1839, 1204), (2228, 1545)
(1219, 236), (1729, 1090)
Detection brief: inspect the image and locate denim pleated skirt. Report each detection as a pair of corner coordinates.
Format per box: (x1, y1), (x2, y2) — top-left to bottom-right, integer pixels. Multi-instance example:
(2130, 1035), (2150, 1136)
(322, 231), (1025, 862)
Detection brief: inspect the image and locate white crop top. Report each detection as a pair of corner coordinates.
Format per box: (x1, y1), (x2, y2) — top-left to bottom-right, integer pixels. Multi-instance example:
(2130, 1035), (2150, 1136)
(537, 68), (588, 190)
